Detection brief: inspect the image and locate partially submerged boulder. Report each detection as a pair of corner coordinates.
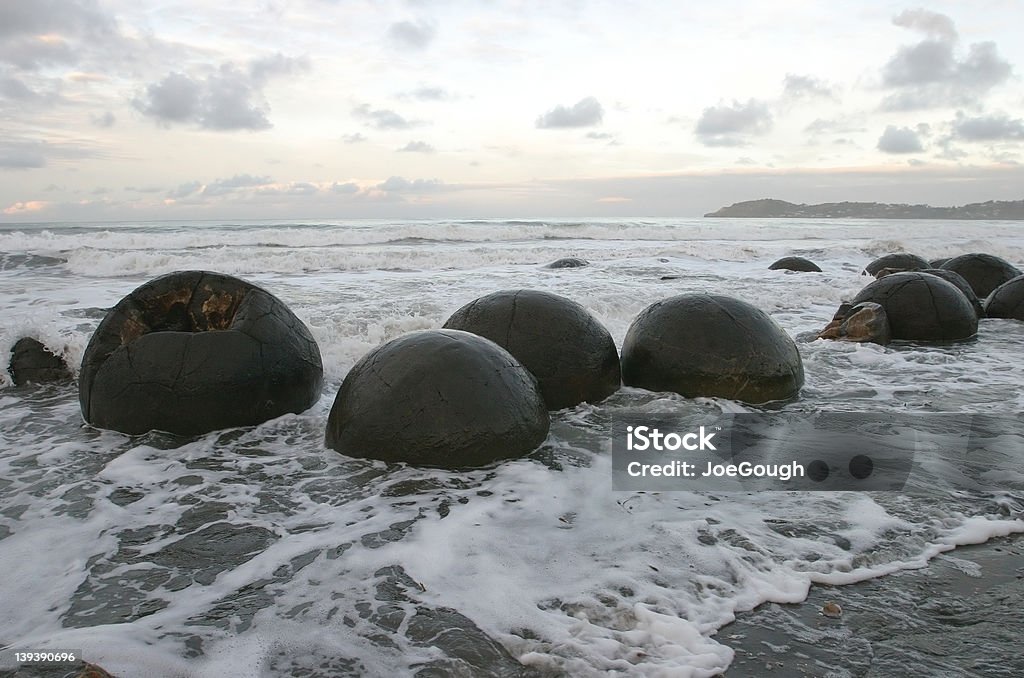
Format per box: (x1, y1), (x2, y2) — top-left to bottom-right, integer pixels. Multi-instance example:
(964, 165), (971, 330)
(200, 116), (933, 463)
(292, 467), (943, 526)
(80, 270), (324, 436)
(920, 268), (984, 317)
(325, 330), (549, 468)
(769, 256), (822, 273)
(984, 274), (1024, 321)
(545, 257), (589, 269)
(620, 294), (804, 403)
(8, 337), (73, 385)
(443, 289), (620, 409)
(817, 302), (891, 345)
(851, 272), (977, 341)
(941, 253), (1022, 299)
(863, 253), (929, 276)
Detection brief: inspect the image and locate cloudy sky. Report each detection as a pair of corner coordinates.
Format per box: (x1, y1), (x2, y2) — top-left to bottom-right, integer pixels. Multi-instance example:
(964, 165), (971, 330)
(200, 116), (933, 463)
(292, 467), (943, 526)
(2, 0), (1023, 221)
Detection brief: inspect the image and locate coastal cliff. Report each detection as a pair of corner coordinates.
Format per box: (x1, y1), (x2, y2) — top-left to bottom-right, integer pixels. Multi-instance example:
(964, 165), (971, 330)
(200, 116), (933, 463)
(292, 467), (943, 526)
(705, 198), (1024, 219)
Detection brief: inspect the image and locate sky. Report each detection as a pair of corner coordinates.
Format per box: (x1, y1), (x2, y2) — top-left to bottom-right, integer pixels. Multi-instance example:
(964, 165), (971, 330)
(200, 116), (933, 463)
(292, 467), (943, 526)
(1, 0), (1023, 222)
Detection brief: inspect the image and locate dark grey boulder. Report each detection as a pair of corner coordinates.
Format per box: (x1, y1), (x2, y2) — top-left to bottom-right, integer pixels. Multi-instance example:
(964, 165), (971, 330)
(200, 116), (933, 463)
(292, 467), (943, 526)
(851, 272), (977, 341)
(80, 270), (324, 436)
(920, 269), (984, 317)
(620, 294), (804, 403)
(769, 256), (822, 272)
(9, 337), (72, 385)
(863, 253), (929, 276)
(929, 257), (950, 268)
(545, 257), (589, 269)
(941, 253), (1022, 298)
(443, 289), (620, 410)
(325, 329), (549, 468)
(984, 274), (1024, 321)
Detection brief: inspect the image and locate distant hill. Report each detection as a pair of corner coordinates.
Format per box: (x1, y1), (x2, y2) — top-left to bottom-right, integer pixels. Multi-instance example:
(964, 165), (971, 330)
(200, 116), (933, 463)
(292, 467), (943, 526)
(704, 198), (1024, 219)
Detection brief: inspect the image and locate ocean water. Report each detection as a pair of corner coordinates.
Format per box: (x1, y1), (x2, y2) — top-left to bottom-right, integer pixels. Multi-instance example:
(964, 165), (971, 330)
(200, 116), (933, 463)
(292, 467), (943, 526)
(0, 218), (1022, 677)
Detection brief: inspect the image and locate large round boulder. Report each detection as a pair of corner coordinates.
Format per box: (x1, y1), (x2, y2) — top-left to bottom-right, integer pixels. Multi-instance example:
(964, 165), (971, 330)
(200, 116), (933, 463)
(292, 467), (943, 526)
(941, 253), (1022, 298)
(851, 272), (977, 341)
(80, 270), (324, 436)
(325, 329), (549, 467)
(984, 274), (1024, 321)
(863, 253), (929, 276)
(920, 268), (984, 317)
(620, 294), (804, 403)
(9, 337), (72, 385)
(769, 256), (822, 273)
(928, 257), (950, 268)
(442, 290), (620, 410)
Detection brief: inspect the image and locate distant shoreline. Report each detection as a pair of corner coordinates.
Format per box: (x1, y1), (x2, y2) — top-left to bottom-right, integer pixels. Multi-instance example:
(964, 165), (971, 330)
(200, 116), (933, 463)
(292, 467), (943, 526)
(705, 198), (1024, 219)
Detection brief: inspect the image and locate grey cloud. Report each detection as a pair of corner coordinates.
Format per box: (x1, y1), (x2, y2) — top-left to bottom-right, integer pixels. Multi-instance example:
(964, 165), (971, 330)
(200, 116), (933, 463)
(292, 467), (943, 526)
(804, 118), (865, 135)
(202, 174), (271, 196)
(409, 86), (450, 101)
(695, 99), (772, 146)
(536, 97), (603, 129)
(0, 140), (47, 169)
(331, 181), (360, 194)
(352, 104), (417, 130)
(880, 11), (1013, 111)
(952, 113), (1024, 141)
(0, 37), (77, 70)
(259, 181), (318, 196)
(126, 186), (163, 193)
(398, 140), (435, 153)
(168, 180), (202, 199)
(90, 110), (115, 127)
(134, 55), (308, 131)
(377, 176), (443, 192)
(877, 125), (924, 153)
(388, 20), (436, 50)
(343, 132), (367, 143)
(782, 74), (835, 100)
(586, 132), (613, 140)
(0, 0), (114, 40)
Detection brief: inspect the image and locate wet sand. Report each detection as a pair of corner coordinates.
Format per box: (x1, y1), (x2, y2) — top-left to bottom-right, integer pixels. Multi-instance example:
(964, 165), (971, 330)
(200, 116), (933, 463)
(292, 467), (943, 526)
(718, 534), (1024, 677)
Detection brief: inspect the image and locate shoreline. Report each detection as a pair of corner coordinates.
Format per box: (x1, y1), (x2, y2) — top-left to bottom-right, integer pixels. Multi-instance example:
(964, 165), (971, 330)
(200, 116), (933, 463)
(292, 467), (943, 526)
(717, 533), (1024, 677)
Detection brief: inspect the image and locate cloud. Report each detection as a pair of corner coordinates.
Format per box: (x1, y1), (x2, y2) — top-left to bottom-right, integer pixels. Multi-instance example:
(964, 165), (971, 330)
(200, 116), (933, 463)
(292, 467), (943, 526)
(376, 176), (443, 192)
(586, 132), (613, 140)
(258, 181), (319, 196)
(407, 86), (450, 101)
(201, 174), (272, 196)
(695, 99), (772, 146)
(0, 0), (114, 41)
(168, 180), (202, 199)
(398, 140), (435, 153)
(90, 110), (115, 127)
(782, 74), (836, 100)
(877, 125), (924, 153)
(3, 200), (48, 215)
(0, 140), (47, 169)
(951, 113), (1024, 142)
(342, 133), (367, 143)
(352, 104), (418, 130)
(388, 20), (436, 50)
(804, 118), (865, 135)
(535, 97), (603, 129)
(880, 10), (1013, 111)
(134, 55), (308, 131)
(331, 181), (360, 194)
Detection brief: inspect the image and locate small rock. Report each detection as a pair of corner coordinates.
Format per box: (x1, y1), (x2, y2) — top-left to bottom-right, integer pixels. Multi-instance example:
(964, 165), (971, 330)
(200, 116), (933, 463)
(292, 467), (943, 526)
(822, 601), (842, 618)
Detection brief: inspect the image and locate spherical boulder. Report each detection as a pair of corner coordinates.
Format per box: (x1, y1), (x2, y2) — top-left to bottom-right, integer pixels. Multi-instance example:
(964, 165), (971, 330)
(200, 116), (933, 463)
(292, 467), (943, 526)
(941, 253), (1022, 298)
(620, 294), (804, 403)
(928, 257), (950, 268)
(851, 272), (977, 341)
(863, 253), (929, 276)
(920, 268), (984, 317)
(769, 256), (822, 273)
(545, 257), (589, 269)
(9, 337), (72, 385)
(442, 290), (620, 410)
(80, 270), (324, 436)
(984, 274), (1024, 321)
(324, 329), (549, 467)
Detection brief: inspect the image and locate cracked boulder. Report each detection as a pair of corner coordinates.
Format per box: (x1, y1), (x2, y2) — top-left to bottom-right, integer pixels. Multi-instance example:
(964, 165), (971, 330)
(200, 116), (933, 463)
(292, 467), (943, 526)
(769, 256), (822, 272)
(863, 253), (929, 277)
(325, 329), (549, 467)
(920, 268), (984, 317)
(9, 337), (73, 385)
(79, 270), (323, 435)
(941, 253), (1022, 299)
(984, 274), (1024, 321)
(817, 301), (891, 345)
(851, 271), (977, 341)
(620, 294), (804, 403)
(442, 289), (620, 409)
